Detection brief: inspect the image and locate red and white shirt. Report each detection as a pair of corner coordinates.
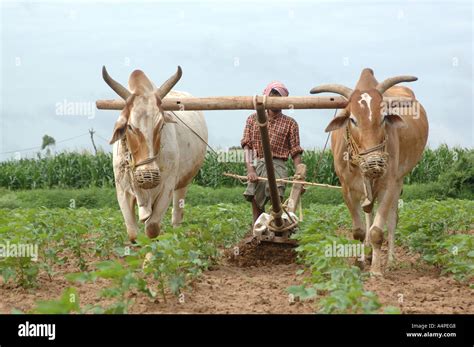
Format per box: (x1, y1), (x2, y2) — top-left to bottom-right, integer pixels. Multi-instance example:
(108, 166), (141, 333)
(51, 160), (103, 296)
(241, 111), (303, 160)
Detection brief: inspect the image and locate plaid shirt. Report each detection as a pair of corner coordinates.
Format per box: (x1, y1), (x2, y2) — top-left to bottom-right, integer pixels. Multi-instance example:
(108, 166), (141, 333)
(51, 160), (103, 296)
(241, 112), (303, 160)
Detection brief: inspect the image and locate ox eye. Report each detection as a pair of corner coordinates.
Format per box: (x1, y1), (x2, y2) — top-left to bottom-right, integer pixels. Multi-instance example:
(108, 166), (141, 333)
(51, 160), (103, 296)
(128, 124), (134, 132)
(350, 117), (357, 126)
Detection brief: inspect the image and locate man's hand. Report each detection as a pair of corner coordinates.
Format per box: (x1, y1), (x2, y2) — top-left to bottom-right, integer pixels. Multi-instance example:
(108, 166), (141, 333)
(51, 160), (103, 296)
(244, 145), (258, 183)
(247, 167), (258, 183)
(292, 154), (302, 168)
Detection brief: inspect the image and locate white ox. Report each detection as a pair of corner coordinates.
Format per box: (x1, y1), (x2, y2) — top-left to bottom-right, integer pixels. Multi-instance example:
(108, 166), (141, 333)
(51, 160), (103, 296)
(103, 66), (207, 242)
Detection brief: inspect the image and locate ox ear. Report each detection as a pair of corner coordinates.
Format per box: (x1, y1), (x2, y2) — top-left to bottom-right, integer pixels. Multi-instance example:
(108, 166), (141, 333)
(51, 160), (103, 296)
(109, 115), (128, 144)
(109, 95), (135, 144)
(384, 114), (407, 128)
(325, 110), (349, 133)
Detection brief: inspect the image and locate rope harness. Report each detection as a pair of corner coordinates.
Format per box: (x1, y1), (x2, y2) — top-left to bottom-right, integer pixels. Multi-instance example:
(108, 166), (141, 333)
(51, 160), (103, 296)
(344, 125), (390, 213)
(118, 135), (161, 190)
(345, 125), (389, 179)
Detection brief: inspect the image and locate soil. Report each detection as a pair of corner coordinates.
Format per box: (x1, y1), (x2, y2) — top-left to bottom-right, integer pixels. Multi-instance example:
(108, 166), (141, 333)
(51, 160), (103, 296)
(0, 233), (472, 314)
(364, 243), (473, 314)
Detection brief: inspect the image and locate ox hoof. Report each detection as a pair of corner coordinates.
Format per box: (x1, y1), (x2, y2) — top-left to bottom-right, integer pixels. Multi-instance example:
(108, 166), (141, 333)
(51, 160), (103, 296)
(352, 228), (365, 242)
(146, 223), (160, 239)
(127, 230), (137, 244)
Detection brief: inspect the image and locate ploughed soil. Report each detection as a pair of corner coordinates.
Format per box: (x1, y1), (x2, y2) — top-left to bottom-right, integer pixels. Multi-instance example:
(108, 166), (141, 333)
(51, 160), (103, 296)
(0, 232), (472, 314)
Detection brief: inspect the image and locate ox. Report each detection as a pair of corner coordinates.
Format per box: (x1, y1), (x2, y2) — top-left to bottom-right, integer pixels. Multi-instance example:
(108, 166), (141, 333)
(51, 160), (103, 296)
(102, 66), (208, 242)
(310, 68), (428, 275)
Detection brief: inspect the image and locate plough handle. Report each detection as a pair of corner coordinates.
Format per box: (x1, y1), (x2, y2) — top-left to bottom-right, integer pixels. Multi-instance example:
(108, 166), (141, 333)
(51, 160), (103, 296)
(254, 96), (283, 228)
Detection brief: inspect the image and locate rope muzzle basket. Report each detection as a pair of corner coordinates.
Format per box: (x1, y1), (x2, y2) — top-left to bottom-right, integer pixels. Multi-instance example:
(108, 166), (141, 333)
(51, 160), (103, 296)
(346, 126), (389, 179)
(134, 169), (161, 189)
(356, 151), (389, 179)
(119, 138), (162, 190)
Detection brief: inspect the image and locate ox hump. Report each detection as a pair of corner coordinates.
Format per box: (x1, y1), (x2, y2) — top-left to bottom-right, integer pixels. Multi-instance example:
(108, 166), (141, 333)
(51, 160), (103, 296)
(129, 70), (154, 94)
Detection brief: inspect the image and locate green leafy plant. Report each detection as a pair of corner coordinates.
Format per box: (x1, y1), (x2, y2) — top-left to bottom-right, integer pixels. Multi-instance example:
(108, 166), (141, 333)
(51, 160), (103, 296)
(397, 199), (474, 282)
(292, 206), (382, 313)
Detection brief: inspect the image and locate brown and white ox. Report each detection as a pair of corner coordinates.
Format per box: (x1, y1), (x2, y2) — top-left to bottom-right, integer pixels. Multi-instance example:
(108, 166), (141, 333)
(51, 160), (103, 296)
(102, 66), (207, 242)
(310, 68), (428, 275)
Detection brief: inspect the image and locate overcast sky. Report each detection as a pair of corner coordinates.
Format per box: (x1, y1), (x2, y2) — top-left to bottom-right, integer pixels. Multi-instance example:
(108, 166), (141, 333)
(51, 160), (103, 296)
(1, 0), (472, 161)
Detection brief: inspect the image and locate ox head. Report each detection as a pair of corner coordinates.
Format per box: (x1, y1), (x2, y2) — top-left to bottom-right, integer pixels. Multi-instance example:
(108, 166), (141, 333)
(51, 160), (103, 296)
(310, 68), (417, 178)
(103, 66), (182, 189)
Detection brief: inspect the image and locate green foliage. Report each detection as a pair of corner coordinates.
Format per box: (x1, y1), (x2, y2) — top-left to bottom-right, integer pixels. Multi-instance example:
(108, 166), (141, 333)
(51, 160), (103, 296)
(397, 199), (474, 282)
(1, 146), (470, 190)
(0, 208), (126, 288)
(0, 151), (114, 189)
(4, 204), (250, 312)
(292, 199), (473, 313)
(437, 150), (474, 198)
(1, 197), (472, 314)
(292, 204), (382, 313)
(136, 203), (249, 301)
(29, 287), (80, 314)
(41, 135), (56, 150)
(406, 145), (469, 184)
(2, 179), (472, 211)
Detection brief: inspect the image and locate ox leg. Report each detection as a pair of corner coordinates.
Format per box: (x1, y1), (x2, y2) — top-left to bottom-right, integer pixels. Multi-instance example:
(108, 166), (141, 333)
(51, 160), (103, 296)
(172, 186), (188, 227)
(364, 211), (373, 262)
(117, 190), (139, 243)
(342, 186), (364, 242)
(387, 183), (402, 268)
(145, 187), (174, 239)
(341, 186), (367, 268)
(369, 186), (399, 276)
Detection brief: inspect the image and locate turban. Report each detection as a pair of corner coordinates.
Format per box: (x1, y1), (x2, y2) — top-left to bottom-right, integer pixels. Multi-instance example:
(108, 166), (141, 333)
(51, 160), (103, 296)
(263, 81), (289, 97)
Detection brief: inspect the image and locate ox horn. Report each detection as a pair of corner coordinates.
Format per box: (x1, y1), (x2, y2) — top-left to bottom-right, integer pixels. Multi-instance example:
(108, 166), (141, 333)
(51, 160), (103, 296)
(156, 66), (182, 99)
(309, 84), (353, 100)
(376, 75), (418, 94)
(102, 66), (131, 100)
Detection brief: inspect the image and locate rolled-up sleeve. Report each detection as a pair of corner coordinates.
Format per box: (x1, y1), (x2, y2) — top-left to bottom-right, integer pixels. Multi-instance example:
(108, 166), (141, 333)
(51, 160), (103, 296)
(241, 115), (254, 149)
(288, 120), (303, 158)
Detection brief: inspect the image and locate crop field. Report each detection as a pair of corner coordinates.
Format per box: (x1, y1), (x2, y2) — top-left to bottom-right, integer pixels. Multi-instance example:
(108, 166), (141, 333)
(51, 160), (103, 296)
(1, 146), (471, 190)
(0, 148), (472, 314)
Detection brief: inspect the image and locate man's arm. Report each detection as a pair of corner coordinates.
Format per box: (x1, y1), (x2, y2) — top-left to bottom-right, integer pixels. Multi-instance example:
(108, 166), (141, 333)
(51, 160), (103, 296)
(244, 146), (258, 182)
(241, 116), (258, 183)
(292, 153), (302, 167)
(289, 120), (304, 170)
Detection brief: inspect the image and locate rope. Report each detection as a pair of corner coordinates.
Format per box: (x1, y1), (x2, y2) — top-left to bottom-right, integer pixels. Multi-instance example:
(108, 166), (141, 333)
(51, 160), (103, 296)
(169, 111), (221, 157)
(168, 111), (236, 175)
(223, 172), (342, 189)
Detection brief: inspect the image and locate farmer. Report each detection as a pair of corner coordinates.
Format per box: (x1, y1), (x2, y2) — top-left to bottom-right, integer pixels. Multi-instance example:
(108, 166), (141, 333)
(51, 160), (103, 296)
(241, 81), (303, 223)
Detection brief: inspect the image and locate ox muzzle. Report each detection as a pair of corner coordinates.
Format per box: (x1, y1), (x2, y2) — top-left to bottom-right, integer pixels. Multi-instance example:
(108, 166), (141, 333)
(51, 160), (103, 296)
(133, 168), (161, 189)
(130, 153), (162, 190)
(357, 151), (388, 179)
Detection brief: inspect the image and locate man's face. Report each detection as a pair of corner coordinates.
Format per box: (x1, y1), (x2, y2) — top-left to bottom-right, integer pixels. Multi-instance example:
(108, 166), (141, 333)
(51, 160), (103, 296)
(269, 89), (282, 113)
